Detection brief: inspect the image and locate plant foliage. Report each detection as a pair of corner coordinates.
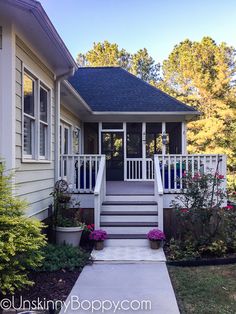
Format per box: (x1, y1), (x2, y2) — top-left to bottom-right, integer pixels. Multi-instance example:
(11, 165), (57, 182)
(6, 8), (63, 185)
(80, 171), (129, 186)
(38, 244), (91, 272)
(0, 163), (46, 295)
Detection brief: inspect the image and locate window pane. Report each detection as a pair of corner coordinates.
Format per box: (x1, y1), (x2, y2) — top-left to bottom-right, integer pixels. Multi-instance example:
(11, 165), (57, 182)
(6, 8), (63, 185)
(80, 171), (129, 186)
(40, 87), (48, 122)
(24, 74), (34, 116)
(24, 116), (33, 155)
(40, 123), (47, 156)
(127, 123), (142, 158)
(64, 128), (69, 154)
(73, 127), (80, 154)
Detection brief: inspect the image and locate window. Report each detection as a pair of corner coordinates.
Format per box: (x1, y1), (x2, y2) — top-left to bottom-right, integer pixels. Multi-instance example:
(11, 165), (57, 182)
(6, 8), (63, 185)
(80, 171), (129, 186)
(39, 86), (49, 158)
(126, 123), (142, 158)
(73, 127), (80, 154)
(60, 122), (71, 155)
(146, 123), (162, 157)
(23, 70), (50, 161)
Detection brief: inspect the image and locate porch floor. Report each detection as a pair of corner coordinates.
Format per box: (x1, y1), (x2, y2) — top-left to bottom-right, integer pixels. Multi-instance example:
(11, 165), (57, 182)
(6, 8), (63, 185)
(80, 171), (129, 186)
(106, 181), (154, 195)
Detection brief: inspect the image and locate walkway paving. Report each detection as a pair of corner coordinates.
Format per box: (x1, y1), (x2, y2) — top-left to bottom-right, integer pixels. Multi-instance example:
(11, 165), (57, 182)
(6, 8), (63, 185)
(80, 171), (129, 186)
(61, 262), (180, 314)
(91, 246), (166, 262)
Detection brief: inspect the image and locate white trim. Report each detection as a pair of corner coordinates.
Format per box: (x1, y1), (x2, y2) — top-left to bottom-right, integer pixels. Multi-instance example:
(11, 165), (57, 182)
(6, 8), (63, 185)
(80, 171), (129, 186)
(162, 122), (166, 155)
(123, 122), (127, 180)
(92, 111), (201, 115)
(181, 122), (187, 154)
(98, 122), (102, 155)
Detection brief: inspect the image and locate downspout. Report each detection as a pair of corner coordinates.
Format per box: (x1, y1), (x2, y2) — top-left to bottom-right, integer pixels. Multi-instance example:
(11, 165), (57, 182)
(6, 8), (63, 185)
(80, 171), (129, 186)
(54, 68), (75, 181)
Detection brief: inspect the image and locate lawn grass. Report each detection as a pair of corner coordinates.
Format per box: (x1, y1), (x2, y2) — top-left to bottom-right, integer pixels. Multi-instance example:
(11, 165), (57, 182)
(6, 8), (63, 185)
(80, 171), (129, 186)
(168, 264), (236, 314)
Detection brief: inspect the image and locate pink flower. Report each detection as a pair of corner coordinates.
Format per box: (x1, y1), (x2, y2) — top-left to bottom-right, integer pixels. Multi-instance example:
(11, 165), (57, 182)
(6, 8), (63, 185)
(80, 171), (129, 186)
(147, 229), (165, 240)
(224, 205), (233, 210)
(180, 208), (189, 213)
(216, 174), (224, 179)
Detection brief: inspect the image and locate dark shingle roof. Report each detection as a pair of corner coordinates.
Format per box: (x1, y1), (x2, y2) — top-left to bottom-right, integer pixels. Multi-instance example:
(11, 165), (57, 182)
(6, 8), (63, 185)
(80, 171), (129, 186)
(68, 67), (197, 113)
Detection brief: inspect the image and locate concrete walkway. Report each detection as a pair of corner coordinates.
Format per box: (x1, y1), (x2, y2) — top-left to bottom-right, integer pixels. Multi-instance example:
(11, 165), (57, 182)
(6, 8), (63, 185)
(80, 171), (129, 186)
(91, 247), (166, 262)
(61, 263), (180, 314)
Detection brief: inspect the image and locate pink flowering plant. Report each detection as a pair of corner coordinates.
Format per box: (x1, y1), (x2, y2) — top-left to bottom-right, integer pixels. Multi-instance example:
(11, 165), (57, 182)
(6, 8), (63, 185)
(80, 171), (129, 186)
(168, 171), (236, 259)
(147, 229), (165, 241)
(89, 229), (108, 241)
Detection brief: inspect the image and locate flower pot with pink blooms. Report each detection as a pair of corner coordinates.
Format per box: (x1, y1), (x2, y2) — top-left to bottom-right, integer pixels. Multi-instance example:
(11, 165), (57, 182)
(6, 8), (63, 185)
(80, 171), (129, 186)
(89, 229), (108, 250)
(147, 229), (166, 249)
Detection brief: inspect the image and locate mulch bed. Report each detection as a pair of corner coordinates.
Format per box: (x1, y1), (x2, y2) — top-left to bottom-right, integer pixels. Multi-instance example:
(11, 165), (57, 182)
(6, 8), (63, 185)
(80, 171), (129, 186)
(2, 269), (81, 306)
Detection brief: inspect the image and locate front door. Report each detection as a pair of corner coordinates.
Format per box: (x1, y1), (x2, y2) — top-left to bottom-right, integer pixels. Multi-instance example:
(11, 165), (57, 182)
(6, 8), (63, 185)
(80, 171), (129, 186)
(101, 132), (124, 181)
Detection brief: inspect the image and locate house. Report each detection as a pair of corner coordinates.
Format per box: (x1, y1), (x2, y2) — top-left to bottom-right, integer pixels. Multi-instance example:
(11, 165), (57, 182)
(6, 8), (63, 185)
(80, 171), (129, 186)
(0, 0), (227, 247)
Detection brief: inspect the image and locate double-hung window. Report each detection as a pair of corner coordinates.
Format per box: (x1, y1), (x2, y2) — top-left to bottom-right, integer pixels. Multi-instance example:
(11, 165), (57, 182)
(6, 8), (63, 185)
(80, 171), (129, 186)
(23, 70), (50, 161)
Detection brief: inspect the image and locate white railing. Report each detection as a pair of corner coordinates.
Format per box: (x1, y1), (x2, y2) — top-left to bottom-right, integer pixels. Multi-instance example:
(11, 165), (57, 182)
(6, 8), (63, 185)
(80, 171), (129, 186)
(125, 154), (227, 194)
(126, 158), (154, 181)
(94, 155), (106, 229)
(154, 155), (164, 231)
(157, 154), (227, 193)
(60, 155), (102, 193)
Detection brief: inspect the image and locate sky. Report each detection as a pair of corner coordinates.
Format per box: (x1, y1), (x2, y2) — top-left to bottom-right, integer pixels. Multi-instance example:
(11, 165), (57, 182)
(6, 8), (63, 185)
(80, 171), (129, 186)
(40, 0), (236, 63)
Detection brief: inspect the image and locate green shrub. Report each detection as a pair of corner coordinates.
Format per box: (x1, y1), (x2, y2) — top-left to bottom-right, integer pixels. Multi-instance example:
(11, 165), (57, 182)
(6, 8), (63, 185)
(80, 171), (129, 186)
(38, 244), (92, 272)
(0, 163), (46, 295)
(169, 171), (236, 260)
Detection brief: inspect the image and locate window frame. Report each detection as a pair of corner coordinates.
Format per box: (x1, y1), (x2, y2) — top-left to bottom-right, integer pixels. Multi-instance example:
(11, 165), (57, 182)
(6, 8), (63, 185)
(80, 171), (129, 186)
(22, 67), (51, 163)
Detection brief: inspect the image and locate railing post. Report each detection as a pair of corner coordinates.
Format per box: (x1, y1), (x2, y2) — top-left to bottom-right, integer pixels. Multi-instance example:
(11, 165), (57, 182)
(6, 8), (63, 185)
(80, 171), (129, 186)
(94, 155), (106, 229)
(154, 155), (164, 232)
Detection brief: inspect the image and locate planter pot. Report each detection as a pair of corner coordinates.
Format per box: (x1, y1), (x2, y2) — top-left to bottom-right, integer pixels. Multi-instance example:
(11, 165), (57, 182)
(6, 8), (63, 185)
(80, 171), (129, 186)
(94, 240), (104, 250)
(55, 226), (83, 247)
(149, 240), (162, 250)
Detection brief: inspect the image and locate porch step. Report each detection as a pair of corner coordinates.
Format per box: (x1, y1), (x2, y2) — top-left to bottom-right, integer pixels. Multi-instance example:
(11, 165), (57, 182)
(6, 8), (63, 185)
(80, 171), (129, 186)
(108, 234), (147, 239)
(101, 221), (158, 234)
(105, 234), (149, 247)
(101, 203), (157, 212)
(101, 222), (158, 227)
(101, 211), (158, 216)
(103, 201), (157, 205)
(105, 195), (155, 202)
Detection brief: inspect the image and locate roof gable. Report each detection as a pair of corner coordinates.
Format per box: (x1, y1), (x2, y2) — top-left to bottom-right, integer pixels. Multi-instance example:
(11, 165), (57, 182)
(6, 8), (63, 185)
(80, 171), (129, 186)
(68, 67), (198, 113)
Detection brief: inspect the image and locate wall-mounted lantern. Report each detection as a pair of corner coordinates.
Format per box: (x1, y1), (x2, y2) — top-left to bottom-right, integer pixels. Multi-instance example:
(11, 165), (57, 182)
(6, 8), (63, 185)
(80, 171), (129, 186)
(162, 132), (168, 145)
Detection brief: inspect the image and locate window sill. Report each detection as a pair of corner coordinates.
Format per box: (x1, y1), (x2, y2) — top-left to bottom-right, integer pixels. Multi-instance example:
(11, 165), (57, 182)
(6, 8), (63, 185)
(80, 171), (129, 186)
(22, 159), (52, 164)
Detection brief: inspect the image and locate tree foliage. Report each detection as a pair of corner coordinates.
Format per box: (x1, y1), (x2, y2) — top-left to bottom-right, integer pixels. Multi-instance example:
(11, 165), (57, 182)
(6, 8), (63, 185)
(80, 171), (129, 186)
(159, 37), (236, 173)
(0, 163), (46, 295)
(77, 41), (160, 83)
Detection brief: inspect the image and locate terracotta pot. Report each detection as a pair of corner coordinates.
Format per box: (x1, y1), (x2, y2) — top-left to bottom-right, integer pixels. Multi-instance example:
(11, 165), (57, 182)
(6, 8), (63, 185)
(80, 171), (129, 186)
(55, 226), (83, 247)
(94, 240), (104, 250)
(149, 240), (162, 250)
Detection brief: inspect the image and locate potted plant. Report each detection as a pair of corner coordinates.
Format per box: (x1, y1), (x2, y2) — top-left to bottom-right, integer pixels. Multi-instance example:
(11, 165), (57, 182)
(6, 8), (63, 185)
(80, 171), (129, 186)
(89, 229), (108, 250)
(51, 180), (85, 247)
(147, 229), (166, 249)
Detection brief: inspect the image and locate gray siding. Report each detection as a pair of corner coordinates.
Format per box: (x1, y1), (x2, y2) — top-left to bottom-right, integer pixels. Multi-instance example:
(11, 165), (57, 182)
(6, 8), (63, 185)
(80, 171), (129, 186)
(15, 39), (56, 220)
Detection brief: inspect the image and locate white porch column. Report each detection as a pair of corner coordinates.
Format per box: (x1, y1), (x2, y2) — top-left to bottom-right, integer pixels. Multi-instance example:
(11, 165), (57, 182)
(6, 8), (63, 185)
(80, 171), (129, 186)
(98, 122), (102, 154)
(181, 121), (187, 154)
(162, 122), (166, 155)
(142, 122), (146, 179)
(0, 22), (16, 172)
(123, 122), (127, 180)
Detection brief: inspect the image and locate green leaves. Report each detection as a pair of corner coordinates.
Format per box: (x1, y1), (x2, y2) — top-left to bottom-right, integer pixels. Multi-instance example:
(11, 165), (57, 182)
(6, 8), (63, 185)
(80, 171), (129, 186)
(159, 36), (236, 174)
(0, 164), (46, 295)
(77, 41), (160, 83)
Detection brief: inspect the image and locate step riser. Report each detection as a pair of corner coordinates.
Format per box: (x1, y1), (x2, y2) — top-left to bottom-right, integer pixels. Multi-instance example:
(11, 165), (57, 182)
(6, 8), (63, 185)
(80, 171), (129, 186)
(105, 239), (149, 247)
(102, 205), (157, 212)
(105, 195), (155, 202)
(103, 226), (157, 234)
(101, 215), (158, 223)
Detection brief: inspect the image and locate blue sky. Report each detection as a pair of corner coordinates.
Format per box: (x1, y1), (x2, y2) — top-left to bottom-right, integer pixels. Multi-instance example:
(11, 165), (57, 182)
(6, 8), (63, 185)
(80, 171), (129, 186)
(40, 0), (236, 63)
